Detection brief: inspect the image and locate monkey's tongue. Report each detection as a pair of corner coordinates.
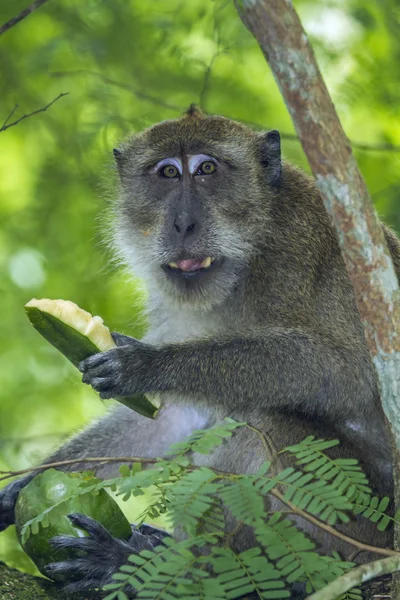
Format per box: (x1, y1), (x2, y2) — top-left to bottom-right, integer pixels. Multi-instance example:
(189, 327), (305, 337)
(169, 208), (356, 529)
(176, 259), (206, 271)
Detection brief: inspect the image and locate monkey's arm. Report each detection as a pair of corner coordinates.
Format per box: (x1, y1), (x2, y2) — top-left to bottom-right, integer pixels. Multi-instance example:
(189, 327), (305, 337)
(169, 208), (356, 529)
(81, 330), (377, 420)
(0, 477), (35, 531)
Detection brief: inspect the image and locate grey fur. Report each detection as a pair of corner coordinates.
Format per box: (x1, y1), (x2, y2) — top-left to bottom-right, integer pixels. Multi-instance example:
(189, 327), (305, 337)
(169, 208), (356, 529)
(0, 111), (397, 598)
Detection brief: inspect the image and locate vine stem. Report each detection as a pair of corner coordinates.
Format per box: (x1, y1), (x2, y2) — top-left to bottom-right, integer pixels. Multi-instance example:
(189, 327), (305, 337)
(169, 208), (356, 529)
(1, 455), (397, 558)
(0, 93), (68, 133)
(271, 487), (398, 558)
(0, 0), (51, 36)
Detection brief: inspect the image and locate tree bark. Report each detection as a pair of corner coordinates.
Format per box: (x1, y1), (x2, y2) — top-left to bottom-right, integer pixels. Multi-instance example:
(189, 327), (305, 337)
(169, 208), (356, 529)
(235, 0), (400, 595)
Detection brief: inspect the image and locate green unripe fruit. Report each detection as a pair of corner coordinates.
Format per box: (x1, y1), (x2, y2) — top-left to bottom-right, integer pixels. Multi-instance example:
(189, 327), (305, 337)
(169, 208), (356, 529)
(25, 298), (160, 418)
(15, 469), (132, 579)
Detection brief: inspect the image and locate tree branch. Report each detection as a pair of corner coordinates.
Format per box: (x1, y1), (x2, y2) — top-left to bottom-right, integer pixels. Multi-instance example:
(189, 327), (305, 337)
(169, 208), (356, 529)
(271, 487), (397, 558)
(236, 0), (400, 527)
(51, 70), (182, 112)
(0, 0), (51, 36)
(51, 71), (400, 152)
(1, 455), (397, 559)
(235, 1), (400, 595)
(305, 555), (400, 600)
(0, 93), (69, 133)
(0, 455), (158, 482)
(236, 0), (400, 363)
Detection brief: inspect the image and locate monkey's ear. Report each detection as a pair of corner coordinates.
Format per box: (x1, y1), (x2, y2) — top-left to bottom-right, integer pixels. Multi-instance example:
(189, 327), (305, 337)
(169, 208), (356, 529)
(113, 148), (123, 164)
(113, 148), (125, 175)
(260, 130), (281, 187)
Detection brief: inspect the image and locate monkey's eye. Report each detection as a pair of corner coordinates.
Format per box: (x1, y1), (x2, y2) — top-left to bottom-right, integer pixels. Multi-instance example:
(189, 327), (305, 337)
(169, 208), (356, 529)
(159, 164), (180, 179)
(196, 161), (217, 176)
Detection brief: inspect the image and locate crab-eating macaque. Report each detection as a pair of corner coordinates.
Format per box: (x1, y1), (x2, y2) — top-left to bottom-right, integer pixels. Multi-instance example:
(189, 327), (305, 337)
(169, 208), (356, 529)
(0, 107), (397, 598)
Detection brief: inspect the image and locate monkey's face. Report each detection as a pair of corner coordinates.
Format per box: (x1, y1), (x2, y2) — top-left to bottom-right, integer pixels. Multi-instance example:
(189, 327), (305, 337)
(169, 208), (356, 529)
(113, 112), (277, 310)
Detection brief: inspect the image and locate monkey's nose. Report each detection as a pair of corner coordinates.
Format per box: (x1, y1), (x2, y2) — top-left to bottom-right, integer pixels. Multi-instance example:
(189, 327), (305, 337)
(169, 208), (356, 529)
(173, 217), (197, 237)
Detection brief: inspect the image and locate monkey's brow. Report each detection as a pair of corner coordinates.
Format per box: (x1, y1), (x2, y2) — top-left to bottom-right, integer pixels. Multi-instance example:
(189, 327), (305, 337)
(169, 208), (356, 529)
(143, 148), (239, 170)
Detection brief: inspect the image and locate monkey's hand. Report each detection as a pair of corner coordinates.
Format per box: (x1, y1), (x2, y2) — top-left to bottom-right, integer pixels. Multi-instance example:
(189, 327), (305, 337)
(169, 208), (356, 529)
(79, 333), (157, 399)
(46, 514), (168, 594)
(0, 477), (31, 532)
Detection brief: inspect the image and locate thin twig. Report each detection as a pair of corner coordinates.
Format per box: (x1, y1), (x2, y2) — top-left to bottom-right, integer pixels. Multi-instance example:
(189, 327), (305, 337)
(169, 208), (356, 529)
(0, 92), (69, 133)
(0, 0), (51, 36)
(0, 456), (158, 482)
(240, 118), (400, 152)
(199, 51), (222, 112)
(245, 423), (287, 471)
(1, 104), (19, 129)
(51, 70), (182, 112)
(271, 487), (398, 558)
(224, 520), (245, 547)
(50, 69), (400, 153)
(1, 453), (396, 559)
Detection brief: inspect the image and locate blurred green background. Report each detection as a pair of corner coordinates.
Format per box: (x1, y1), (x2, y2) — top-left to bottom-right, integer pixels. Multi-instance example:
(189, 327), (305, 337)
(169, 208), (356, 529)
(0, 0), (399, 575)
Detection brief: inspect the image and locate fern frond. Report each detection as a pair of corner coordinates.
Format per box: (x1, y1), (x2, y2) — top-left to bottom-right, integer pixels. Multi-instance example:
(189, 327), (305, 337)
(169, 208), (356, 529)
(174, 578), (226, 599)
(115, 468), (167, 502)
(218, 476), (265, 526)
(167, 467), (222, 534)
(255, 516), (358, 594)
(255, 514), (325, 587)
(167, 418), (245, 458)
(352, 494), (393, 531)
(254, 467), (351, 526)
(212, 547), (290, 599)
(337, 589), (363, 600)
(280, 475), (352, 526)
(302, 552), (355, 594)
(197, 502), (225, 536)
(136, 486), (170, 525)
(104, 536), (209, 600)
(283, 437), (371, 499)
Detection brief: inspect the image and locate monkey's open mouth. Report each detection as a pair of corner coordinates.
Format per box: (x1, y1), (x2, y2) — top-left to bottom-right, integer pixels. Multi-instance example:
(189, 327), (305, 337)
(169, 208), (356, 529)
(167, 257), (216, 273)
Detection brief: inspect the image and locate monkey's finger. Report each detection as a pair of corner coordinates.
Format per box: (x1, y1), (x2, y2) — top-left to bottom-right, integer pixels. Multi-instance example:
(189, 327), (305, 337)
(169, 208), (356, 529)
(85, 376), (115, 393)
(68, 513), (114, 542)
(63, 578), (105, 594)
(81, 362), (114, 382)
(63, 578), (104, 594)
(79, 351), (113, 372)
(49, 535), (101, 553)
(112, 332), (138, 347)
(99, 391), (114, 400)
(45, 558), (94, 579)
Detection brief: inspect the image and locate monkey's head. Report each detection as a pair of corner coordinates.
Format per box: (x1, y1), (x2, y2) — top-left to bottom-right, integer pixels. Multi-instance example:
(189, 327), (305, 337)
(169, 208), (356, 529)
(113, 107), (281, 310)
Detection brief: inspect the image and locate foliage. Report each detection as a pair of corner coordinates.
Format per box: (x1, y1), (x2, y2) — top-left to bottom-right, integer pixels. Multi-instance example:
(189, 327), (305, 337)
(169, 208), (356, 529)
(17, 420), (395, 599)
(1, 0), (400, 576)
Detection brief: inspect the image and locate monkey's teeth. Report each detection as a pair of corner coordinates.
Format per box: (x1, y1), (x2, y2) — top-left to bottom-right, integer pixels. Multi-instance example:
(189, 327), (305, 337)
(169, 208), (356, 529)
(201, 257), (212, 268)
(168, 262), (179, 269)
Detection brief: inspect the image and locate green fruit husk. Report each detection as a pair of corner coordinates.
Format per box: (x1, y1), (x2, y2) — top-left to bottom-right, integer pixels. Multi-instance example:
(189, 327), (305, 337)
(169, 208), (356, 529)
(15, 469), (132, 580)
(25, 304), (160, 419)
